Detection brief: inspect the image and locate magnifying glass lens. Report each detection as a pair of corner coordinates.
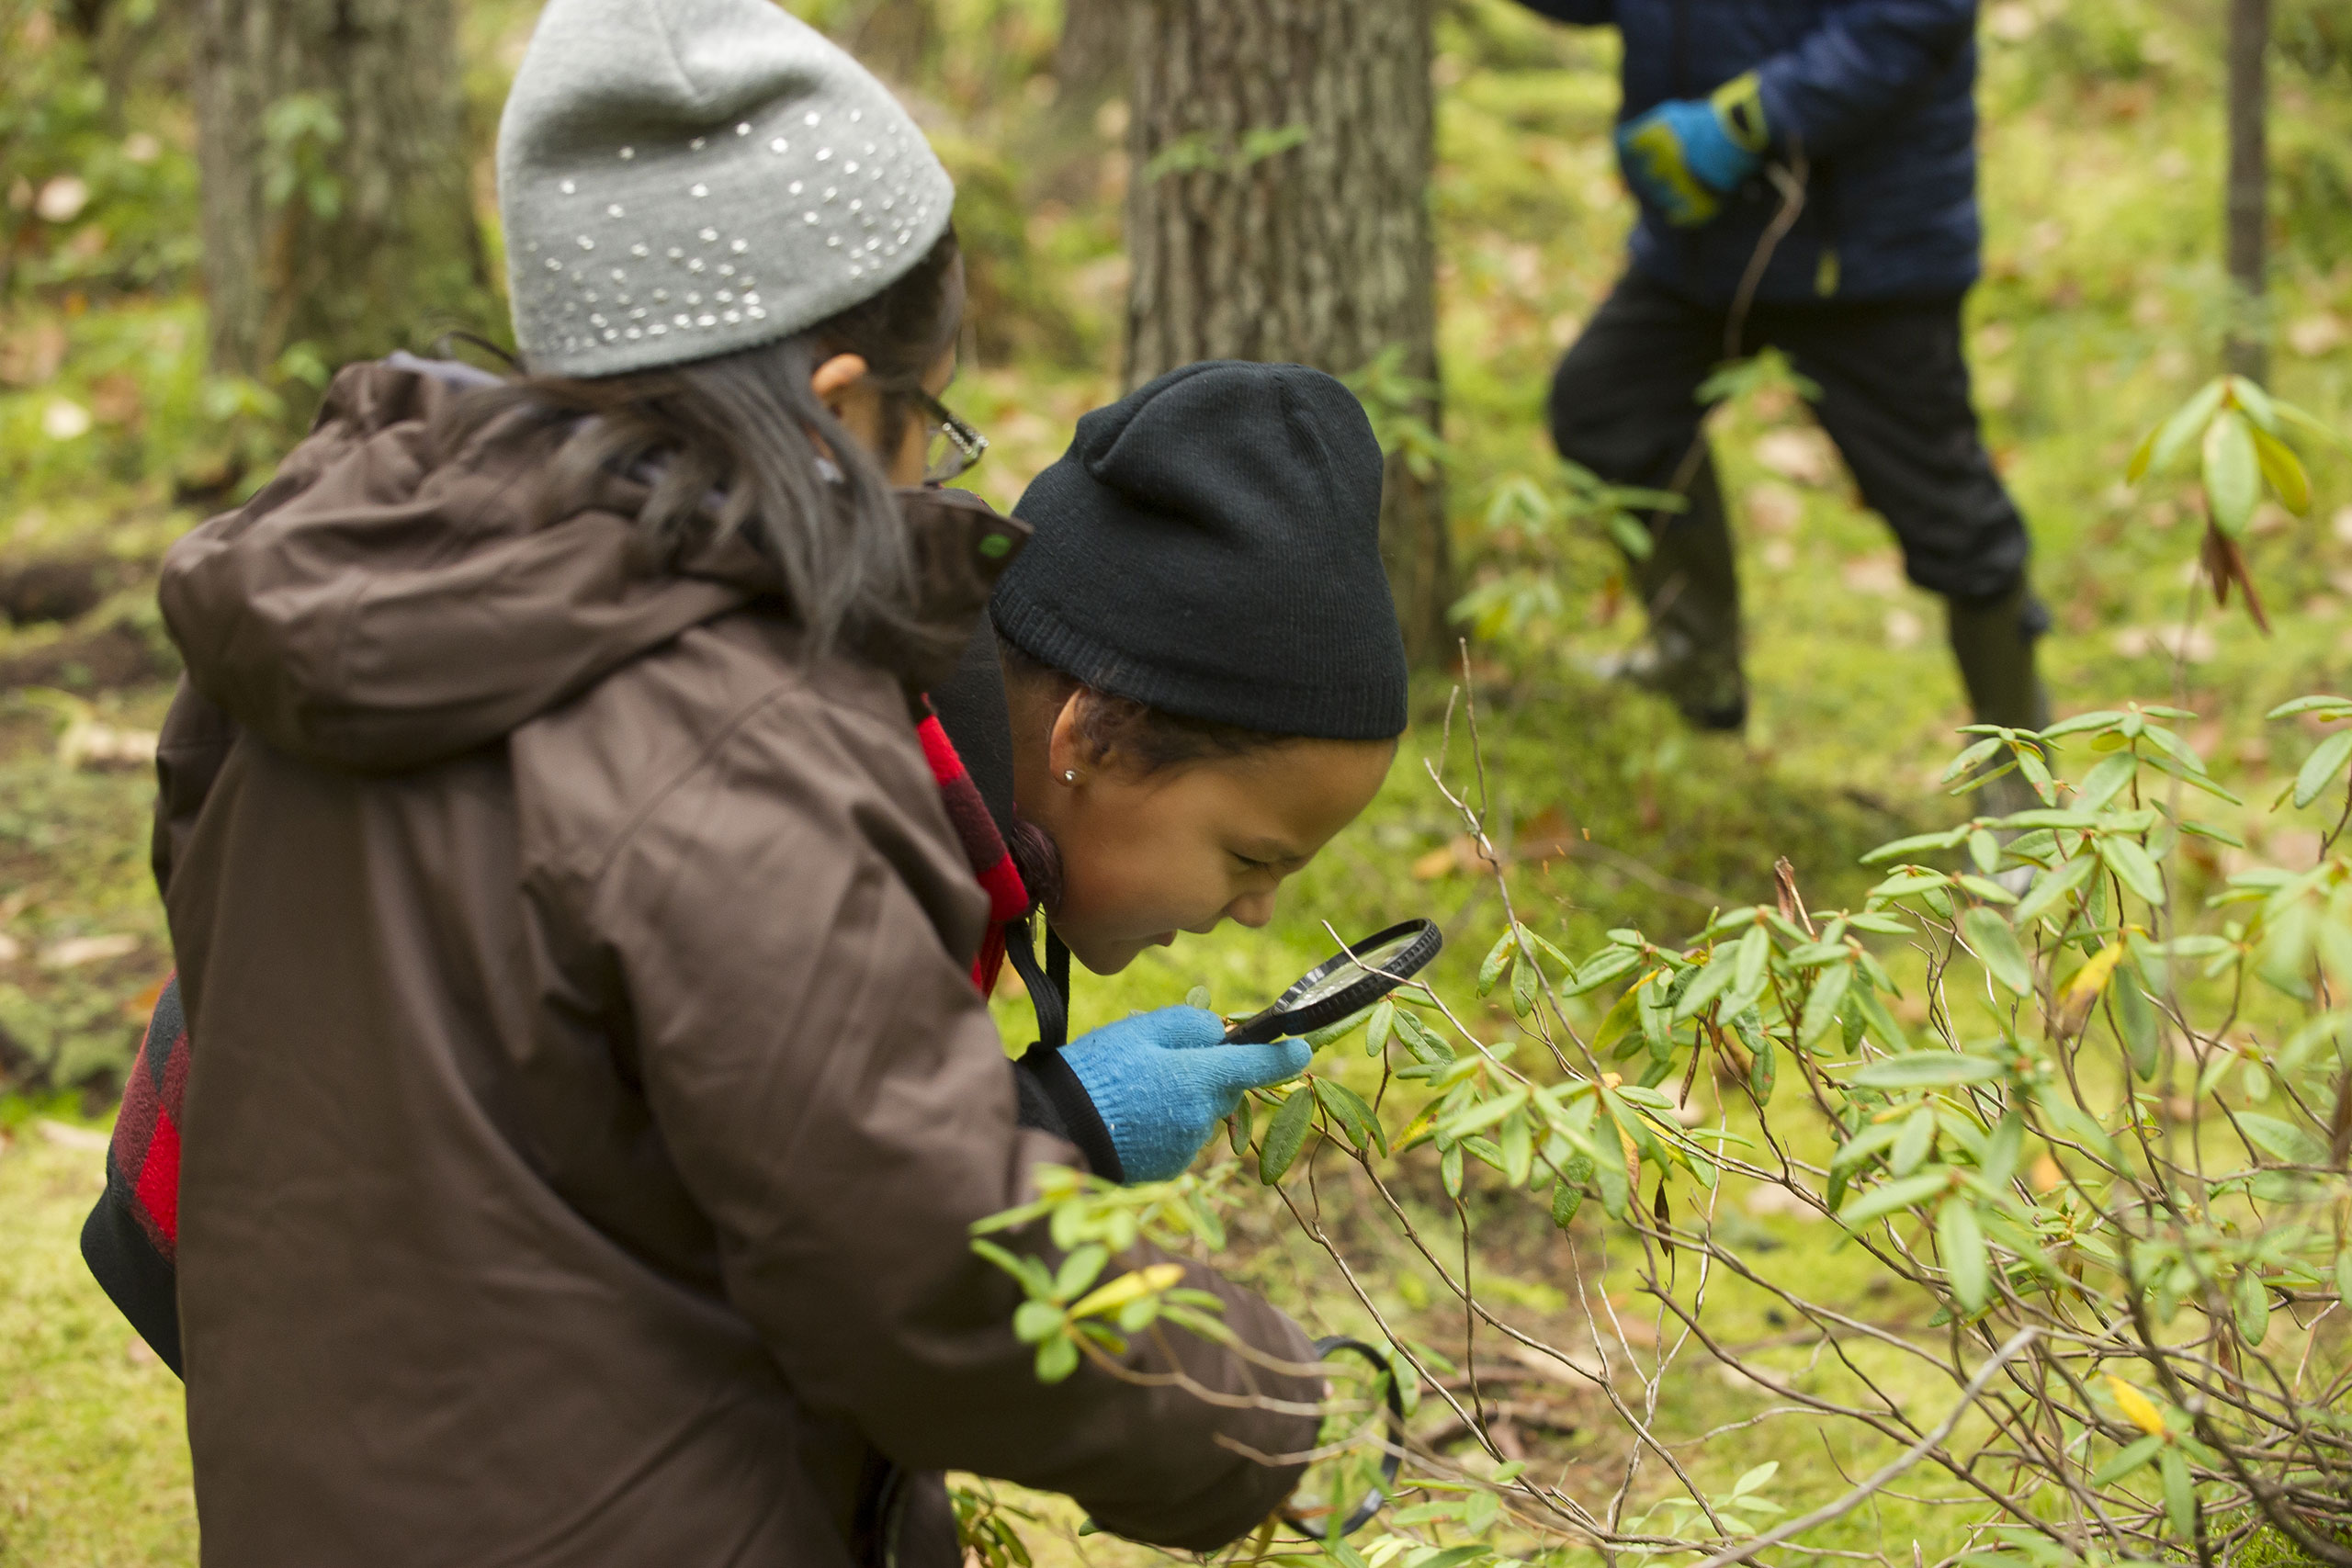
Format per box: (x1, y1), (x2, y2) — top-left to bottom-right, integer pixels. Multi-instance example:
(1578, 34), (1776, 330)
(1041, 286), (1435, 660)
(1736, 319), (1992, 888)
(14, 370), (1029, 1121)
(1284, 930), (1428, 1010)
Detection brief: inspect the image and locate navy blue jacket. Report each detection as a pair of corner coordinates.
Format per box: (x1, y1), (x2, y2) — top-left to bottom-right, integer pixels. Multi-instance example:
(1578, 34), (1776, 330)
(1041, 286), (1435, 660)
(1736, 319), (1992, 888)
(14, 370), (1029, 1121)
(1521, 0), (1983, 304)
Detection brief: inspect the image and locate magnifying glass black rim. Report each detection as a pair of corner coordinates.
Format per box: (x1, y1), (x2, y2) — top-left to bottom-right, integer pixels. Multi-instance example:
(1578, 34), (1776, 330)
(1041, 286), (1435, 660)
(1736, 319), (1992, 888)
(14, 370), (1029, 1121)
(1277, 1337), (1407, 1541)
(1224, 919), (1443, 1044)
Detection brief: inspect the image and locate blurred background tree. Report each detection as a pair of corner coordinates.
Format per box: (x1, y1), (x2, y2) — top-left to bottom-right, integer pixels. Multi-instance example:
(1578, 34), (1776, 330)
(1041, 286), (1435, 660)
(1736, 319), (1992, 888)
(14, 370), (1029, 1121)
(1124, 0), (1453, 661)
(194, 0), (495, 385)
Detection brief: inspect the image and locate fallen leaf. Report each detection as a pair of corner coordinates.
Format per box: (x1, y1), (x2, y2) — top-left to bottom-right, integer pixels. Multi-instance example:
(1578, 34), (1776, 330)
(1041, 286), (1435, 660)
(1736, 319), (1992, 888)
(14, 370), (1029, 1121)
(41, 398), (91, 441)
(0, 320), (67, 388)
(2289, 314), (2346, 358)
(41, 933), (139, 968)
(35, 175), (88, 223)
(37, 1118), (111, 1152)
(1745, 480), (1803, 535)
(1840, 553), (1905, 596)
(1755, 427), (1838, 487)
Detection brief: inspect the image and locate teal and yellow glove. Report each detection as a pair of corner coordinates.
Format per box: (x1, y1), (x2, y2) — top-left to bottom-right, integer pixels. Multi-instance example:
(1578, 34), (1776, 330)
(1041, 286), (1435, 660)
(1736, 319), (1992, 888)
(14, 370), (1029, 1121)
(1615, 73), (1770, 227)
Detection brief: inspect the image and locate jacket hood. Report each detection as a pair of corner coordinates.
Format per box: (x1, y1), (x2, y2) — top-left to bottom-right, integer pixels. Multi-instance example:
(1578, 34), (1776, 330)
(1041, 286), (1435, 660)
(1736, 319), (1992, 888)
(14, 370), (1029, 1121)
(161, 355), (1024, 774)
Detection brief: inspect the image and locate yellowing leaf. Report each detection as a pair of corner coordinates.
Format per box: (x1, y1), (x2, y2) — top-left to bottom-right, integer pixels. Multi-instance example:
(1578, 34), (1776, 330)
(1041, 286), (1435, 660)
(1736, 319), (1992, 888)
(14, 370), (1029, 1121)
(2107, 1374), (2166, 1437)
(1069, 1263), (1186, 1320)
(2064, 942), (2126, 1006)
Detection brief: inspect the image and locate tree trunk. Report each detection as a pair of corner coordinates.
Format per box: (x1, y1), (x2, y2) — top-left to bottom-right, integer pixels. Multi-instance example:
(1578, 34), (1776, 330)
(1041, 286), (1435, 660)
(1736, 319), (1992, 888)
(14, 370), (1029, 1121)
(195, 0), (492, 387)
(2225, 0), (2269, 381)
(1055, 0), (1129, 107)
(1124, 0), (1453, 662)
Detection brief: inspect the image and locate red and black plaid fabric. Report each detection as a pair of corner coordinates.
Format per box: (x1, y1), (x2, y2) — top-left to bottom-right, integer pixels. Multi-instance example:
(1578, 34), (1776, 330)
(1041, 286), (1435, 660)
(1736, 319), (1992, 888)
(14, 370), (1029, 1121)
(915, 705), (1031, 996)
(107, 974), (190, 1263)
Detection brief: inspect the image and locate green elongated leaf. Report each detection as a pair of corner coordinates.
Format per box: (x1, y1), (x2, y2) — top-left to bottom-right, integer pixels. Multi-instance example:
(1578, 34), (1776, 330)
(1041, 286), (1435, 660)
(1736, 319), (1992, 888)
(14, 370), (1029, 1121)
(1838, 1170), (1953, 1228)
(1939, 737), (2006, 784)
(1441, 1142), (1464, 1198)
(1562, 945), (1644, 998)
(1500, 1108), (1534, 1187)
(1891, 1107), (1938, 1177)
(1855, 984), (1908, 1054)
(1551, 1158), (1592, 1229)
(1258, 1086), (1316, 1184)
(2336, 1246), (2352, 1307)
(1478, 930), (1516, 997)
(1591, 987), (1642, 1058)
(1511, 944), (1539, 1018)
(2113, 976), (2160, 1079)
(2231, 373), (2282, 433)
(1800, 962), (1854, 1046)
(1750, 1032), (1777, 1099)
(1982, 1111), (2025, 1190)
(1732, 1460), (1780, 1495)
(2293, 728), (2352, 808)
(1306, 1005), (1374, 1050)
(2013, 853), (2096, 929)
(1961, 906), (2034, 996)
(2076, 752), (2140, 811)
(2041, 709), (2129, 739)
(1860, 826), (1973, 864)
(1364, 999), (1396, 1057)
(1938, 1198), (1989, 1311)
(1673, 953), (1742, 1021)
(2252, 423), (2312, 512)
(1036, 1333), (1080, 1382)
(2092, 1433), (2166, 1486)
(2160, 1447), (2196, 1540)
(1315, 1077), (1386, 1155)
(2237, 1111), (2329, 1167)
(1228, 1093), (1254, 1153)
(2204, 408), (2261, 536)
(2142, 377), (2229, 480)
(1844, 911), (1914, 936)
(1852, 1053), (2007, 1089)
(1054, 1243), (1110, 1300)
(2099, 836), (2166, 906)
(2274, 398), (2352, 454)
(1968, 829), (2000, 875)
(1831, 1121), (1905, 1173)
(1440, 1087), (1529, 1140)
(2268, 694), (2352, 720)
(1733, 924), (1770, 996)
(2235, 1269), (2271, 1346)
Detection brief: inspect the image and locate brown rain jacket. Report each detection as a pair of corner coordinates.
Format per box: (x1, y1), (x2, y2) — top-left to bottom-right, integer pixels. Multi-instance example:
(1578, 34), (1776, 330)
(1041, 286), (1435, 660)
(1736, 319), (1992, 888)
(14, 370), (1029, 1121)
(153, 357), (1317, 1568)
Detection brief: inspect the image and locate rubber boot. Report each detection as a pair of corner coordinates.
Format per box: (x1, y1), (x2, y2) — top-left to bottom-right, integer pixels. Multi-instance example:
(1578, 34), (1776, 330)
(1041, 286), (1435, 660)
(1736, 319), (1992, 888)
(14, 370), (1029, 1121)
(1601, 455), (1747, 730)
(1947, 574), (2052, 739)
(1947, 577), (2052, 883)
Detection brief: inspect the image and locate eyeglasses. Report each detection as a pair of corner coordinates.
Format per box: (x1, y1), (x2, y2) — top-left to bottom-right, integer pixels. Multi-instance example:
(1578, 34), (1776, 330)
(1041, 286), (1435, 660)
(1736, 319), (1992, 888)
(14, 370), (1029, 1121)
(909, 388), (988, 485)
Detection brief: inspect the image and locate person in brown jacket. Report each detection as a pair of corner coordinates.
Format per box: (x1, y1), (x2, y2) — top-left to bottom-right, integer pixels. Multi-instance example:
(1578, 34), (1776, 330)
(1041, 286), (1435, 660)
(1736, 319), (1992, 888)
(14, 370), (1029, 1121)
(126, 0), (1414, 1563)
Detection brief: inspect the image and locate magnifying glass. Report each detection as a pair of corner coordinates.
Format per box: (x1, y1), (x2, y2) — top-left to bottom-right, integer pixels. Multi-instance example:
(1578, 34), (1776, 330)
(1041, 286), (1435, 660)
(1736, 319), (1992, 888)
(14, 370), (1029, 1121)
(1279, 1337), (1408, 1540)
(1223, 919), (1444, 1044)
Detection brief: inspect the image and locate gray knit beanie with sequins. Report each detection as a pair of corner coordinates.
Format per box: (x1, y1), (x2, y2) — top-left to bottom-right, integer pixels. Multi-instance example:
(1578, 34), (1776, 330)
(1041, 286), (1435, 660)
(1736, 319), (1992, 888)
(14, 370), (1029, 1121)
(496, 0), (956, 378)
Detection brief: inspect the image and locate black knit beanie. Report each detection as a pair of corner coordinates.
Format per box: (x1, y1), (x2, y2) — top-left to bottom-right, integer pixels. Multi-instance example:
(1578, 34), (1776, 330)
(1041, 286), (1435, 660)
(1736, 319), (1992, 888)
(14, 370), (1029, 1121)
(992, 360), (1409, 740)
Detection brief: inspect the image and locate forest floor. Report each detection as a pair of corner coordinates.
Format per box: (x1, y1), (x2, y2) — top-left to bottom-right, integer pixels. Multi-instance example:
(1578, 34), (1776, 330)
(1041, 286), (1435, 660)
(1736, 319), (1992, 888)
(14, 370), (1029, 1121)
(6, 0), (2352, 1560)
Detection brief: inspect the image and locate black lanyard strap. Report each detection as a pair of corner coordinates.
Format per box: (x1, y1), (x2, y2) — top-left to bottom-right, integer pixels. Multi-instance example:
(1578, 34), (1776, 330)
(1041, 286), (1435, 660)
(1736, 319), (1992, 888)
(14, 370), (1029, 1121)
(1003, 917), (1071, 1051)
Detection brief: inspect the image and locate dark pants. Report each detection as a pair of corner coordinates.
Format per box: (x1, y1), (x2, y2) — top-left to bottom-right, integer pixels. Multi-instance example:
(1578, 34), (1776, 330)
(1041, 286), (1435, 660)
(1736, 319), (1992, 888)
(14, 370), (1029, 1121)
(1548, 269), (2040, 728)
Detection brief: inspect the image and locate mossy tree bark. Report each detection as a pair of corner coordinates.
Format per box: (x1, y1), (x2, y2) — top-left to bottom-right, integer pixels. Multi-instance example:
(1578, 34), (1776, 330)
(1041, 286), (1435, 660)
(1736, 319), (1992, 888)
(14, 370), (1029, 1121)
(1124, 0), (1453, 662)
(195, 0), (492, 386)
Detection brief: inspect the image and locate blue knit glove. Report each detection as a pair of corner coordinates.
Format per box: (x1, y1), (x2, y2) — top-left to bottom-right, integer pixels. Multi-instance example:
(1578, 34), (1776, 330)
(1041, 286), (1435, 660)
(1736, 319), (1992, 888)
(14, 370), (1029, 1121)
(1061, 1008), (1313, 1184)
(1615, 73), (1769, 227)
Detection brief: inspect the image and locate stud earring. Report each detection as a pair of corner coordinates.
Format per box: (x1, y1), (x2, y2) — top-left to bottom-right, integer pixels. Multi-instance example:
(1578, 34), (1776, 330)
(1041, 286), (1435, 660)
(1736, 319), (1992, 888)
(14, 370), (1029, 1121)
(1062, 769), (1079, 784)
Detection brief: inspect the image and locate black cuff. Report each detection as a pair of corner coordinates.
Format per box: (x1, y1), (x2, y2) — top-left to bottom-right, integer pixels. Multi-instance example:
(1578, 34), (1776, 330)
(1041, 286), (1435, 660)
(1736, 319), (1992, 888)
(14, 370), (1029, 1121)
(81, 1189), (183, 1377)
(1012, 1048), (1125, 1183)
